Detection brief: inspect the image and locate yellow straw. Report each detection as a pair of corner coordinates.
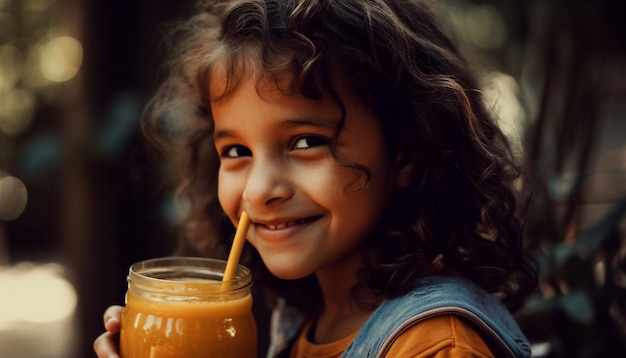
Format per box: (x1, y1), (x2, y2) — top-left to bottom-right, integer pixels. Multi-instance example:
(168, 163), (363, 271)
(221, 211), (251, 290)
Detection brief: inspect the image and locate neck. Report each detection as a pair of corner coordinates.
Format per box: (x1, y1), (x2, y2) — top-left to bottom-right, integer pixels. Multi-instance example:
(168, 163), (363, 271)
(312, 255), (379, 343)
(316, 269), (356, 316)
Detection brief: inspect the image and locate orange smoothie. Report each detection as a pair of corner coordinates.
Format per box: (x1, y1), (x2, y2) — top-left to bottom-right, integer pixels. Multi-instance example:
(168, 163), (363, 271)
(119, 257), (257, 358)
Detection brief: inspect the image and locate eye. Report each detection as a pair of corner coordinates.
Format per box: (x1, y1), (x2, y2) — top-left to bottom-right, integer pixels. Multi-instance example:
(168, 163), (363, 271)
(222, 145), (252, 158)
(292, 136), (329, 150)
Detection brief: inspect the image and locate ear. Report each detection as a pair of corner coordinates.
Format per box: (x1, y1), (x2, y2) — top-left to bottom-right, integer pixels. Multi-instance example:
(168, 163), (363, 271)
(395, 151), (417, 189)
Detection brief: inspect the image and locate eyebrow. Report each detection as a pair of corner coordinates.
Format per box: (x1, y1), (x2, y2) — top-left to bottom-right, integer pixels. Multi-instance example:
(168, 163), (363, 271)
(214, 117), (337, 140)
(280, 117), (337, 130)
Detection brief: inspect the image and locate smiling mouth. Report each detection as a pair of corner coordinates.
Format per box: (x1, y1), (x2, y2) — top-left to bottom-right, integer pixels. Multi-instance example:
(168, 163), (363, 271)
(262, 216), (322, 231)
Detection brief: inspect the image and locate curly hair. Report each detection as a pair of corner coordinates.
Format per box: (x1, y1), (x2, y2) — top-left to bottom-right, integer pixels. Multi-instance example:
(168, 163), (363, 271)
(143, 0), (537, 314)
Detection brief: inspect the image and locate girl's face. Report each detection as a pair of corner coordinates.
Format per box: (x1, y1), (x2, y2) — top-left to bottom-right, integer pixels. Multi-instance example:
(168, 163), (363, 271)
(211, 71), (400, 280)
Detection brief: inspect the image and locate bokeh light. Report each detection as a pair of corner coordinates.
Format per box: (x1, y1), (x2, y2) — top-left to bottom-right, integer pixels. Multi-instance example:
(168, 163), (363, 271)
(23, 43), (51, 89)
(40, 35), (83, 83)
(23, 0), (53, 11)
(0, 13), (18, 43)
(482, 71), (526, 156)
(0, 89), (35, 137)
(0, 262), (77, 327)
(464, 5), (507, 50)
(0, 44), (23, 93)
(433, 2), (508, 54)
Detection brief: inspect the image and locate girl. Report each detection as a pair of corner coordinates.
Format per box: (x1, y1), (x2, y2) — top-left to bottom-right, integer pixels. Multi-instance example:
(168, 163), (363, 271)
(94, 0), (537, 357)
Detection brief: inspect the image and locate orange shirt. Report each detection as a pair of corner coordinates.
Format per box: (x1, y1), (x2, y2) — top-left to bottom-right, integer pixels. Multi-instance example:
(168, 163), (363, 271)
(289, 314), (495, 358)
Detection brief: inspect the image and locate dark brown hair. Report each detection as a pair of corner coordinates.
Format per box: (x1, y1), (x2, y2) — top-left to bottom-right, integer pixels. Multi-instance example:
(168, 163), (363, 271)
(143, 0), (537, 314)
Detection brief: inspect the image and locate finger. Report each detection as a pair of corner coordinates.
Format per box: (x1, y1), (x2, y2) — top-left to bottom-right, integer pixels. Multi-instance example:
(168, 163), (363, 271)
(93, 331), (120, 358)
(103, 305), (124, 333)
(103, 305), (124, 324)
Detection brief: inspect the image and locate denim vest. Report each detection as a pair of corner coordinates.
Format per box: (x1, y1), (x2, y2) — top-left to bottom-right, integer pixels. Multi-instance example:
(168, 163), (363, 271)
(342, 276), (531, 357)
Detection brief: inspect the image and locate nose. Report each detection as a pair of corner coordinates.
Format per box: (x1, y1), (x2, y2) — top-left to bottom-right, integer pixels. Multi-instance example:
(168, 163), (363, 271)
(243, 156), (294, 207)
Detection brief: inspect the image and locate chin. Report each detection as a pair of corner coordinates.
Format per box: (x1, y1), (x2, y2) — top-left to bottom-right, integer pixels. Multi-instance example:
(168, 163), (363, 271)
(264, 262), (314, 281)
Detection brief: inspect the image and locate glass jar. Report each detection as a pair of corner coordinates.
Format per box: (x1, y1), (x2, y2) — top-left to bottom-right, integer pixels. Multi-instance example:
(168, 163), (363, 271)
(120, 257), (257, 358)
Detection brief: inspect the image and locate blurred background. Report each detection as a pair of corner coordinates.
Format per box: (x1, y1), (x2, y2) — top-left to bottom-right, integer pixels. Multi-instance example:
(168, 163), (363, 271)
(0, 0), (624, 357)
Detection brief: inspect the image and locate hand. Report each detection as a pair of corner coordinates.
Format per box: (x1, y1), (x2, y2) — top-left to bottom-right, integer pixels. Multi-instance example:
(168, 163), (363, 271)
(93, 305), (124, 358)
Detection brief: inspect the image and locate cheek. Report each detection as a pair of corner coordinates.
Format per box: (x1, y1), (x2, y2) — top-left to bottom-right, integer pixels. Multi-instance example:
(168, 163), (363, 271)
(217, 172), (240, 221)
(308, 166), (369, 211)
(297, 164), (353, 200)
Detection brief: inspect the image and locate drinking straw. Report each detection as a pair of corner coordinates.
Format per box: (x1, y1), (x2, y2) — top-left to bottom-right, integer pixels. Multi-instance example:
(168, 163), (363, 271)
(221, 211), (251, 290)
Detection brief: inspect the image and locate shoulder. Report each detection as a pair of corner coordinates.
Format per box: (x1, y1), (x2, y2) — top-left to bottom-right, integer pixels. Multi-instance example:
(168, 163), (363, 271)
(343, 276), (531, 357)
(384, 314), (494, 357)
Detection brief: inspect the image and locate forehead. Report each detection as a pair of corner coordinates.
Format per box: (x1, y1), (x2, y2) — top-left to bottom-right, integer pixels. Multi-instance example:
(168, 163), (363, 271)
(207, 56), (297, 102)
(205, 55), (381, 142)
(209, 68), (338, 126)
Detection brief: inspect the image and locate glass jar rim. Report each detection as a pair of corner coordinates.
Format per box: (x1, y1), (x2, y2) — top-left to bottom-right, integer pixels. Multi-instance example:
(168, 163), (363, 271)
(128, 256), (252, 295)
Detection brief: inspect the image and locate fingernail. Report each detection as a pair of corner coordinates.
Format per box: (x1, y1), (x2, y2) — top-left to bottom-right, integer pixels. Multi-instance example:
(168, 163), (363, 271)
(105, 317), (117, 326)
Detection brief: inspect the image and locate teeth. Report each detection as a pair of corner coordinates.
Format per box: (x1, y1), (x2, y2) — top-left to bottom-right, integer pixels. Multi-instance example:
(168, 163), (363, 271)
(265, 218), (307, 230)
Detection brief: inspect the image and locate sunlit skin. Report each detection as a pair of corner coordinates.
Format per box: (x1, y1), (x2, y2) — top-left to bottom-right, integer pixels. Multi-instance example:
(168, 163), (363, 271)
(211, 69), (406, 342)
